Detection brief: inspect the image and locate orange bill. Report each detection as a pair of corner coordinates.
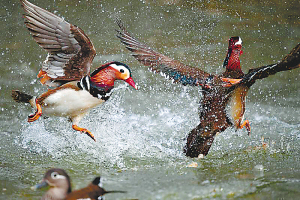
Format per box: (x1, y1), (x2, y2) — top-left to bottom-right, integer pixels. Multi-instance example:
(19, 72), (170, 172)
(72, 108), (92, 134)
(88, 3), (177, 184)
(125, 77), (138, 90)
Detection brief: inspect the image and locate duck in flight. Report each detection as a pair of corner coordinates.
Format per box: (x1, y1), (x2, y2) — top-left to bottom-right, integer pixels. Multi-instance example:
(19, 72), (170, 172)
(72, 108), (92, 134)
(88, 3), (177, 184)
(12, 0), (137, 141)
(116, 20), (300, 158)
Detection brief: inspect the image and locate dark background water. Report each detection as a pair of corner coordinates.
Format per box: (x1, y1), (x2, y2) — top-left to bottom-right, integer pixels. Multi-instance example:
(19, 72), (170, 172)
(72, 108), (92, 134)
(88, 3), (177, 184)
(0, 0), (299, 199)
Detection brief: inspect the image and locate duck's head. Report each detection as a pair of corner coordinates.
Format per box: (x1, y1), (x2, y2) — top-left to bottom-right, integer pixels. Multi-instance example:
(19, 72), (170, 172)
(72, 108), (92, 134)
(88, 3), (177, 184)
(90, 61), (137, 89)
(32, 168), (71, 199)
(223, 36), (244, 77)
(229, 36), (242, 50)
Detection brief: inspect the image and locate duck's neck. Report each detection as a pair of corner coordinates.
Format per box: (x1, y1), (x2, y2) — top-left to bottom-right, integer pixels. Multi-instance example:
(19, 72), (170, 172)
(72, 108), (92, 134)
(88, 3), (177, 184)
(44, 187), (70, 200)
(90, 67), (116, 87)
(223, 48), (244, 78)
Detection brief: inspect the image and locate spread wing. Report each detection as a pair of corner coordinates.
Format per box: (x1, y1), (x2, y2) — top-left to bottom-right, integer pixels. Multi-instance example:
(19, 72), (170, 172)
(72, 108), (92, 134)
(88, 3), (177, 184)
(21, 0), (96, 87)
(240, 43), (300, 87)
(116, 20), (212, 87)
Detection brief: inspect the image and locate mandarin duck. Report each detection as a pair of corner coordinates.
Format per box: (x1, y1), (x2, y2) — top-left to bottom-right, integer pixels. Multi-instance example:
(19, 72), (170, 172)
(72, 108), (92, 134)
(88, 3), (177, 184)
(32, 168), (125, 200)
(116, 20), (300, 158)
(12, 0), (137, 141)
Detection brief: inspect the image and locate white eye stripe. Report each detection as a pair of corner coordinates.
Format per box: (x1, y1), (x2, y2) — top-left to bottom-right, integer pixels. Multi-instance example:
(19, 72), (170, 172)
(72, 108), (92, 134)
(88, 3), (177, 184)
(235, 37), (242, 45)
(110, 64), (130, 74)
(51, 172), (66, 180)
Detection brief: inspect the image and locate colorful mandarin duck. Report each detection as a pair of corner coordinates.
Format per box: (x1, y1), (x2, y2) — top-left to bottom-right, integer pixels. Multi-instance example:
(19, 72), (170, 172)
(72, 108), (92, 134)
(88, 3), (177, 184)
(12, 0), (137, 141)
(116, 20), (300, 158)
(32, 168), (125, 200)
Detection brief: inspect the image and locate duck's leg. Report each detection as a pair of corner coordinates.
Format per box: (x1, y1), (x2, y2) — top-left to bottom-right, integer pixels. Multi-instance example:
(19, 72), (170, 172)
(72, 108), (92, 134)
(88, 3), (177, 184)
(28, 100), (42, 122)
(72, 125), (96, 141)
(239, 119), (251, 136)
(71, 114), (96, 141)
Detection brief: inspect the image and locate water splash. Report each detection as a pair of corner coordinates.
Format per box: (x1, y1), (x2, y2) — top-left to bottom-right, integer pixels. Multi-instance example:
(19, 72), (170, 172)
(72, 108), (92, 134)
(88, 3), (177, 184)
(16, 83), (197, 170)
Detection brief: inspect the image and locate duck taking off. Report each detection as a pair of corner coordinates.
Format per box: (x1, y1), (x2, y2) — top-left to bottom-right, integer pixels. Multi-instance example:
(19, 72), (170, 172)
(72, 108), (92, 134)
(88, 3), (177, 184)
(116, 20), (300, 158)
(12, 1), (137, 141)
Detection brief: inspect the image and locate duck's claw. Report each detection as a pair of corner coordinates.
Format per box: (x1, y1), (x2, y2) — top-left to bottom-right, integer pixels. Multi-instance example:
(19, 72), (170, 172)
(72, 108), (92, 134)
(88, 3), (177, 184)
(221, 77), (242, 87)
(28, 101), (42, 122)
(240, 119), (251, 136)
(72, 124), (96, 141)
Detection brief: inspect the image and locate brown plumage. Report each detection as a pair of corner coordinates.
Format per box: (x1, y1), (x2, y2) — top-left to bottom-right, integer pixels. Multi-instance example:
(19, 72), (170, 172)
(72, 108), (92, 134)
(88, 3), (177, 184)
(66, 177), (126, 200)
(32, 168), (125, 200)
(116, 20), (300, 158)
(21, 0), (95, 87)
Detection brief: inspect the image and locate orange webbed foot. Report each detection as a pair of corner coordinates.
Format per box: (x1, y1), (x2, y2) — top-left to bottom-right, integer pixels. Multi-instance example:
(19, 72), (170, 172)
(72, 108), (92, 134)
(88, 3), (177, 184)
(72, 124), (96, 141)
(37, 70), (52, 85)
(28, 101), (42, 122)
(239, 119), (251, 136)
(221, 77), (242, 87)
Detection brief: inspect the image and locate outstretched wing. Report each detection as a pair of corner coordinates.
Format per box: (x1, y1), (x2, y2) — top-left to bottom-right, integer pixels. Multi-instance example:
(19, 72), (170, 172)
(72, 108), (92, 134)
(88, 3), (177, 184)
(240, 43), (300, 87)
(116, 20), (212, 87)
(21, 0), (96, 87)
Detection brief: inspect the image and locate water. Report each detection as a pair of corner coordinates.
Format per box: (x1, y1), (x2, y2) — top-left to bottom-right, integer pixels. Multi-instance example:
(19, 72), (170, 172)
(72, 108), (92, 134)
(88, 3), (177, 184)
(1, 0), (300, 199)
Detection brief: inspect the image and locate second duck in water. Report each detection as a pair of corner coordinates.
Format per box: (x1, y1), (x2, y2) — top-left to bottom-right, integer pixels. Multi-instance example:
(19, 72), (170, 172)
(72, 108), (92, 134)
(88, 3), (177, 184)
(32, 168), (125, 200)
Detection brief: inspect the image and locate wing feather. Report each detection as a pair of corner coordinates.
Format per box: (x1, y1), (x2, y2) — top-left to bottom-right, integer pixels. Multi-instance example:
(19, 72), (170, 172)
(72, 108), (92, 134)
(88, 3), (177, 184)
(116, 19), (211, 87)
(21, 0), (96, 87)
(240, 43), (300, 87)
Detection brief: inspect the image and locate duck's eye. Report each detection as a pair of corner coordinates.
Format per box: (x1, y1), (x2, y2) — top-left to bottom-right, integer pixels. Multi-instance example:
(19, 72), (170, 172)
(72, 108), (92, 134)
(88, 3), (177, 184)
(120, 69), (125, 73)
(50, 172), (66, 180)
(51, 172), (59, 179)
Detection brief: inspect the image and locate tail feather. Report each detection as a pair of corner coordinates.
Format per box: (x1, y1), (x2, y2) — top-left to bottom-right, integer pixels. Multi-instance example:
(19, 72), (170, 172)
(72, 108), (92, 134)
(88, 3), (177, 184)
(11, 90), (33, 103)
(184, 125), (216, 158)
(91, 177), (126, 195)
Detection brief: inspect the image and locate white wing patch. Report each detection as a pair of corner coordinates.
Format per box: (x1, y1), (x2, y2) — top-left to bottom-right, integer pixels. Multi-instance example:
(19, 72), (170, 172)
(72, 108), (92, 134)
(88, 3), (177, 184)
(110, 63), (130, 79)
(248, 64), (277, 82)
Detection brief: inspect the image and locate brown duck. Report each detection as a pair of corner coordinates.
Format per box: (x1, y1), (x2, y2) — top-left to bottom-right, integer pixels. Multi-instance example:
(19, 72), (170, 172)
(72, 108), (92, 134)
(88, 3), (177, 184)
(32, 168), (125, 200)
(116, 20), (300, 158)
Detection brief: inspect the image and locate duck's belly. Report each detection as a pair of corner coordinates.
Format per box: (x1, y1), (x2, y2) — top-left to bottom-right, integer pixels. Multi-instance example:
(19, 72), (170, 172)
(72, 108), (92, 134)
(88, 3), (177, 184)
(42, 88), (104, 117)
(226, 85), (249, 128)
